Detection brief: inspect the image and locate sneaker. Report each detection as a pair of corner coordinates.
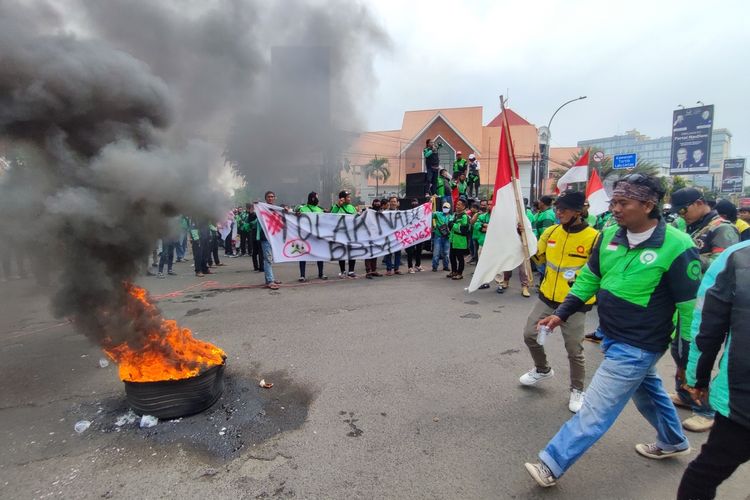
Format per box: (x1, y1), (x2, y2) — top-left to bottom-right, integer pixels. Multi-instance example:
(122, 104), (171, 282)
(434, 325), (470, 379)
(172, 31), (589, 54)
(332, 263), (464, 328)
(167, 270), (177, 275)
(432, 268), (438, 272)
(347, 271), (356, 278)
(682, 415), (714, 432)
(584, 332), (603, 344)
(318, 275), (328, 280)
(416, 266), (424, 272)
(479, 283), (490, 289)
(669, 392), (691, 409)
(496, 286), (505, 294)
(157, 272), (165, 279)
(524, 462), (557, 488)
(195, 272), (204, 277)
(408, 268), (415, 274)
(442, 267), (450, 272)
(635, 442), (690, 460)
(298, 277), (307, 282)
(339, 272), (346, 279)
(394, 270), (403, 275)
(519, 368), (555, 386)
(452, 274), (463, 280)
(446, 272), (455, 278)
(521, 286), (531, 297)
(568, 389), (584, 413)
(372, 272), (383, 277)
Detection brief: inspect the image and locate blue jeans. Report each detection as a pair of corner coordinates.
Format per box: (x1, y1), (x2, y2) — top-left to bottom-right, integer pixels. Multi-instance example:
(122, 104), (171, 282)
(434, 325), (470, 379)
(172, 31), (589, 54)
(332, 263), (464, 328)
(261, 241), (275, 283)
(539, 337), (689, 478)
(671, 336), (715, 418)
(432, 236), (450, 270)
(176, 231), (187, 260)
(384, 252), (401, 271)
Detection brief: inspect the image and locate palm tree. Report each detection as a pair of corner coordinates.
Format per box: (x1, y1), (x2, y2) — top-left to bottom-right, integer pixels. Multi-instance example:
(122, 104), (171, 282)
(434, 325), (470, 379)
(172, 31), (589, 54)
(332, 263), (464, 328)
(362, 156), (391, 196)
(551, 147), (661, 191)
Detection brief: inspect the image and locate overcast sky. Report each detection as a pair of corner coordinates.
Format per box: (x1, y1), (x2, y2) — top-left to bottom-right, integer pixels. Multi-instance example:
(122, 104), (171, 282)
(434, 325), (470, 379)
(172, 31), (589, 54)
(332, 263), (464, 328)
(362, 0), (750, 157)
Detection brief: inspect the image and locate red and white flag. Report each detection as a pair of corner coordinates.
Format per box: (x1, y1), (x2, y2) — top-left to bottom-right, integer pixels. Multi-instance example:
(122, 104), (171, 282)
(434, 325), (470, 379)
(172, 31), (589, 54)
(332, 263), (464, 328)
(469, 122), (537, 292)
(556, 149), (590, 193)
(585, 168), (610, 216)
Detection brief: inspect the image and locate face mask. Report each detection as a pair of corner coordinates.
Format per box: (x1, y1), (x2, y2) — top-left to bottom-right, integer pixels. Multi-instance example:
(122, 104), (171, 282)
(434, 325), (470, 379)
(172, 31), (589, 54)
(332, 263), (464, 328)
(373, 205), (381, 210)
(311, 199), (319, 206)
(442, 208), (450, 214)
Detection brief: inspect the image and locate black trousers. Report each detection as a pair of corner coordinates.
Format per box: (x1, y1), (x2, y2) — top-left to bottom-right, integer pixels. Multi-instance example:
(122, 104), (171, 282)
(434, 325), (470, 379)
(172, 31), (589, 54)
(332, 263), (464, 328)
(191, 242), (208, 274)
(239, 231), (250, 255)
(677, 413), (750, 500)
(207, 235), (220, 266)
(449, 248), (468, 274)
(406, 243), (422, 268)
(338, 260), (355, 273)
(299, 261), (324, 278)
(224, 233), (234, 255)
(252, 240), (262, 271)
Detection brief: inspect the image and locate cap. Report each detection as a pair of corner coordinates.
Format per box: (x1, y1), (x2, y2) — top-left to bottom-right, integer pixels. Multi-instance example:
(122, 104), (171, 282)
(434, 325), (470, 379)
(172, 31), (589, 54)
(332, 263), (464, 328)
(456, 151), (463, 155)
(715, 199), (737, 221)
(739, 206), (750, 212)
(670, 188), (703, 212)
(555, 190), (585, 211)
(468, 154), (476, 160)
(338, 190), (350, 199)
(442, 202), (451, 209)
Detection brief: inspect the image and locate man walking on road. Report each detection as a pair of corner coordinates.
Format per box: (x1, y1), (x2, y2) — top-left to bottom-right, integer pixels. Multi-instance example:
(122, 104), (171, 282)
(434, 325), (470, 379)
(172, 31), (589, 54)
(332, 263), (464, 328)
(524, 174), (701, 488)
(677, 241), (750, 499)
(668, 187), (739, 432)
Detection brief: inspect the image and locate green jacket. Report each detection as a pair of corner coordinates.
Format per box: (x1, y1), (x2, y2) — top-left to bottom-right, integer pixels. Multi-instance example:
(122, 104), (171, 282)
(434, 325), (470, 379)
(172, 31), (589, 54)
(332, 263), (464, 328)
(451, 179), (467, 195)
(449, 212), (470, 249)
(436, 175), (450, 197)
(525, 208), (535, 226)
(298, 204), (323, 213)
(453, 158), (467, 175)
(236, 211), (251, 232)
(331, 203), (357, 215)
(671, 216), (687, 232)
(473, 212), (490, 246)
(534, 208), (556, 238)
(555, 220), (701, 350)
(432, 212), (452, 239)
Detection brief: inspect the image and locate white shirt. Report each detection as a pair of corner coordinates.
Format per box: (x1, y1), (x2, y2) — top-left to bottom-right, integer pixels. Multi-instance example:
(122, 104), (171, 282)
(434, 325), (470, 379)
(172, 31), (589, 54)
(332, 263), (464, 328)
(626, 225), (657, 248)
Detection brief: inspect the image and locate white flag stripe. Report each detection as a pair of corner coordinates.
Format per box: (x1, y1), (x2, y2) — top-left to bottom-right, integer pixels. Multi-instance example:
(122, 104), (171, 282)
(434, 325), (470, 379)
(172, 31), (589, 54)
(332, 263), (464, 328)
(556, 165), (588, 192)
(468, 180), (538, 292)
(587, 188), (610, 216)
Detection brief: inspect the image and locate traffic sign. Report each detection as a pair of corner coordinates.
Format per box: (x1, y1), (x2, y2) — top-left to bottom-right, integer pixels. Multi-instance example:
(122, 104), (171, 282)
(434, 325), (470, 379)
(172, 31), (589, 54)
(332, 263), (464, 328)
(593, 151), (604, 163)
(613, 153), (637, 169)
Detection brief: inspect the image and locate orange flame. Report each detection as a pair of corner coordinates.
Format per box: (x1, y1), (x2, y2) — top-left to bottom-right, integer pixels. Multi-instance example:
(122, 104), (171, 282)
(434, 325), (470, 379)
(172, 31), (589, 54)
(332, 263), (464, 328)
(103, 284), (225, 383)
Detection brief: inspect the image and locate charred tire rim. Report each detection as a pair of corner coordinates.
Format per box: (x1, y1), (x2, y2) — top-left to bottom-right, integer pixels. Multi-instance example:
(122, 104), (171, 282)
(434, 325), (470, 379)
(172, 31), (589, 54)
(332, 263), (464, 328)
(124, 361), (225, 419)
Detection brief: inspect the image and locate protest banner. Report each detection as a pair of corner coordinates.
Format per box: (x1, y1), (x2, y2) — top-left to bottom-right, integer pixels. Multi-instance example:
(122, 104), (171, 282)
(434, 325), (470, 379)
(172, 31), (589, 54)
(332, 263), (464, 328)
(256, 202), (433, 262)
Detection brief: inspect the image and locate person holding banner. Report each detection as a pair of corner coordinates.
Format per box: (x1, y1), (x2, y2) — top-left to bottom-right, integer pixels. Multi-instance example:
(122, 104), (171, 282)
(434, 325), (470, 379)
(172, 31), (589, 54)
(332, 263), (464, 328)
(330, 190), (358, 278)
(258, 191), (280, 290)
(384, 196), (403, 276)
(447, 197), (470, 280)
(364, 199), (384, 278)
(297, 192), (328, 282)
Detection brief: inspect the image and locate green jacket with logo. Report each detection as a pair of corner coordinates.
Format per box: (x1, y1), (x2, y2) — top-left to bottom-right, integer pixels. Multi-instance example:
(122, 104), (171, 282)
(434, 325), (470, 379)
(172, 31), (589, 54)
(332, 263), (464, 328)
(436, 175), (450, 197)
(449, 212), (470, 249)
(452, 158), (467, 176)
(555, 220), (701, 351)
(236, 211), (250, 233)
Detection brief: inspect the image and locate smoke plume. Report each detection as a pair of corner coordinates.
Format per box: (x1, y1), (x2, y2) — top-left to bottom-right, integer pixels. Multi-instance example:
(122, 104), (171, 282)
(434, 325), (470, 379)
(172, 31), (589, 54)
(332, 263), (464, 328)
(0, 0), (389, 349)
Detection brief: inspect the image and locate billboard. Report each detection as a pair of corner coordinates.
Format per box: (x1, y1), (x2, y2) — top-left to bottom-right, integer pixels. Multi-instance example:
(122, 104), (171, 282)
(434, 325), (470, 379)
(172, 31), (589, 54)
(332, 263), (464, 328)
(670, 105), (714, 175)
(720, 158), (745, 193)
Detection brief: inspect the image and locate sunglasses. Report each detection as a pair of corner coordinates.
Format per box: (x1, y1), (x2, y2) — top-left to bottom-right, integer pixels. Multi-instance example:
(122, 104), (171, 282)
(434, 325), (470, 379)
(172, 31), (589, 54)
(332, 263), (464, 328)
(678, 199), (703, 215)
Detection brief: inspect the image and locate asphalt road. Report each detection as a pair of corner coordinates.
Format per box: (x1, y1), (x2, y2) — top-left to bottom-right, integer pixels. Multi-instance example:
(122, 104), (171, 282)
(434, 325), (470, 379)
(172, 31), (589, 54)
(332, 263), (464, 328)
(1, 256), (748, 499)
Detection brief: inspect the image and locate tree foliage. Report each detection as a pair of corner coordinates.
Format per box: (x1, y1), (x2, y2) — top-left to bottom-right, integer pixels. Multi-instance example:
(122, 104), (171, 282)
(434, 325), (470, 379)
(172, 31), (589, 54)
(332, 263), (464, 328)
(362, 156), (391, 196)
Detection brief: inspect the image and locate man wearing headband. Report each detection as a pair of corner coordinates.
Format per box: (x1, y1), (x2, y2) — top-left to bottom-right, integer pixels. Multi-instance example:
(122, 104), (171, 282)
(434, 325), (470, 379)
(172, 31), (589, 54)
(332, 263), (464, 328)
(524, 174), (701, 488)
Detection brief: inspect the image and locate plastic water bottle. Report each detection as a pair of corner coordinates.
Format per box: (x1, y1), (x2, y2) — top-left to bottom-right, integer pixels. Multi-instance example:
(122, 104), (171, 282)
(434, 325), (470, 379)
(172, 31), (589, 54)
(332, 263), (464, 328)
(537, 325), (552, 346)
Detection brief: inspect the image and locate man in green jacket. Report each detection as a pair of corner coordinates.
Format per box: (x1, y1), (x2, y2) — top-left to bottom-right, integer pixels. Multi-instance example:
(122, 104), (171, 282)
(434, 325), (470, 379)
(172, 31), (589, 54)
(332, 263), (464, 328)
(525, 173), (700, 488)
(534, 195), (556, 238)
(296, 192), (327, 282)
(448, 197), (470, 279)
(472, 199), (491, 289)
(452, 151), (468, 179)
(330, 190), (358, 278)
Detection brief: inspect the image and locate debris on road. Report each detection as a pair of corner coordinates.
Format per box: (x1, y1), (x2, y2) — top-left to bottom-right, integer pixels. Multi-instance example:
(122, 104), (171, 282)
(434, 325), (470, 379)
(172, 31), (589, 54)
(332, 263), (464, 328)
(74, 420), (91, 433)
(259, 379), (273, 389)
(139, 415), (158, 428)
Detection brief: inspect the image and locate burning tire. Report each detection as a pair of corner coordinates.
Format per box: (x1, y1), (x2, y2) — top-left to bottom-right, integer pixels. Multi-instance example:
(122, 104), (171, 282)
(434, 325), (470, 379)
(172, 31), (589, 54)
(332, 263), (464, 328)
(123, 361), (226, 419)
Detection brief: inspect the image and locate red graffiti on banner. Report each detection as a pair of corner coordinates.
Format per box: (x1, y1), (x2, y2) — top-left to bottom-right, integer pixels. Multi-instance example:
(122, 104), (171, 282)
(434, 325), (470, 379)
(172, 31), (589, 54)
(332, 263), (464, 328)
(262, 209), (285, 236)
(394, 220), (431, 247)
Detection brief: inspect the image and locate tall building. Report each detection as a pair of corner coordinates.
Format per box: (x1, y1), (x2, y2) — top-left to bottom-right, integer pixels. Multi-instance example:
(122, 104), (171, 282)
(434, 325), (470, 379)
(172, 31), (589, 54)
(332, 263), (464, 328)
(578, 128), (733, 189)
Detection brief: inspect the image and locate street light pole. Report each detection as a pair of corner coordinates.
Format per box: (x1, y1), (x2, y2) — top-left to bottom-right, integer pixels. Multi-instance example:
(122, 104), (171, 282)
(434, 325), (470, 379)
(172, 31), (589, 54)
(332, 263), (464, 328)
(537, 96), (587, 201)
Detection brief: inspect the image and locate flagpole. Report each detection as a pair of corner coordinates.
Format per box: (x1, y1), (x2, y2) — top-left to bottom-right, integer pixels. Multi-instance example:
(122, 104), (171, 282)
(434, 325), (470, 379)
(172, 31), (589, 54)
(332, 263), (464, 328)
(499, 95), (533, 285)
